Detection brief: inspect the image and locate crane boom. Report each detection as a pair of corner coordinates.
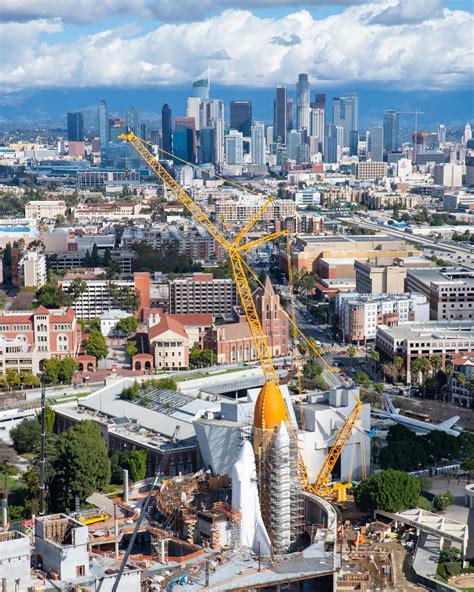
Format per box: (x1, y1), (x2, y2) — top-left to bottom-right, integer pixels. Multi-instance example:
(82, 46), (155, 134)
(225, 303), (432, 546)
(311, 398), (362, 495)
(120, 131), (278, 384)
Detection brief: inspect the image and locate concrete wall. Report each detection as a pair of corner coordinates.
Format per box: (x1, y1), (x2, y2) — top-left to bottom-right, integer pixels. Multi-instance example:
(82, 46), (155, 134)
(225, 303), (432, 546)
(0, 532), (32, 591)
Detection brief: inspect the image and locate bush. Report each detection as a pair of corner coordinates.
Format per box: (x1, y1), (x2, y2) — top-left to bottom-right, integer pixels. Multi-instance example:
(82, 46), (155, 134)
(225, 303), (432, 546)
(417, 496), (431, 510)
(433, 491), (454, 511)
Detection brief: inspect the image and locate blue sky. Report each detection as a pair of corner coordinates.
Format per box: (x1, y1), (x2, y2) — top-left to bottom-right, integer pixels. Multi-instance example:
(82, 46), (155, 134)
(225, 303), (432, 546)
(0, 0), (473, 91)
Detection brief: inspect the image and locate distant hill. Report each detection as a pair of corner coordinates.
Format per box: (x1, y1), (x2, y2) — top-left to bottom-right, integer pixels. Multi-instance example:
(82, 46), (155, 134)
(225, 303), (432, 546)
(0, 85), (472, 131)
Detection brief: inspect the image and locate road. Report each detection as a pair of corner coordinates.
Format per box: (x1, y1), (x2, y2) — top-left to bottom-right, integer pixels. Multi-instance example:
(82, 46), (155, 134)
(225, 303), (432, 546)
(346, 214), (474, 266)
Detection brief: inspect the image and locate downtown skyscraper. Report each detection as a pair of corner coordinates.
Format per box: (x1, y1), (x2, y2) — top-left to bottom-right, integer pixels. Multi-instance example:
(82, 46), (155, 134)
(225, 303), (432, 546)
(251, 121), (266, 165)
(98, 100), (109, 153)
(67, 112), (84, 141)
(332, 92), (358, 147)
(230, 101), (252, 137)
(296, 73), (310, 132)
(274, 86), (287, 143)
(162, 103), (172, 154)
(383, 110), (400, 153)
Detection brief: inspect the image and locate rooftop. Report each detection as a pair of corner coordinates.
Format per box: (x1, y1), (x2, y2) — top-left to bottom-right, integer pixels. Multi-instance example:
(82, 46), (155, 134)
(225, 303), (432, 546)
(377, 320), (474, 341)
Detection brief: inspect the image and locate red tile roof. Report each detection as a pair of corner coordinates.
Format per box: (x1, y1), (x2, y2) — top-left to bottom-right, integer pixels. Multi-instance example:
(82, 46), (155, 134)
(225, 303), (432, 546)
(148, 314), (188, 340)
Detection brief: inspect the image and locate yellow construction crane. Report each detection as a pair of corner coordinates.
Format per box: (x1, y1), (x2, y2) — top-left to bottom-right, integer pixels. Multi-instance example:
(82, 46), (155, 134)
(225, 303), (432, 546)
(120, 131), (361, 501)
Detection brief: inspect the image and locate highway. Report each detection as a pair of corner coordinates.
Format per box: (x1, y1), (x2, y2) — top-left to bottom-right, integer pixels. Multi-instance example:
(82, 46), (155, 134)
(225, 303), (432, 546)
(345, 214), (474, 266)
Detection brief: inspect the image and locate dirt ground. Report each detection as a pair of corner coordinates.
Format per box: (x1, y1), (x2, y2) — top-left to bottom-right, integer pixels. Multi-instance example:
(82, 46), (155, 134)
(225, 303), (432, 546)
(397, 397), (474, 431)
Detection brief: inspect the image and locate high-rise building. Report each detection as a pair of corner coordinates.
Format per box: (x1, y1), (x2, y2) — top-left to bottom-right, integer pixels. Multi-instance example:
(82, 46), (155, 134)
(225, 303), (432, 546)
(437, 124), (446, 145)
(368, 126), (384, 161)
(230, 101), (252, 137)
(200, 127), (215, 163)
(251, 121), (266, 165)
(161, 104), (172, 154)
(150, 128), (161, 146)
(463, 123), (472, 146)
(286, 99), (294, 131)
(225, 130), (244, 165)
(174, 117), (196, 163)
(296, 73), (310, 132)
(310, 108), (325, 152)
(200, 99), (224, 167)
(125, 107), (140, 135)
(67, 112), (84, 142)
(286, 130), (302, 161)
(266, 126), (274, 146)
(98, 101), (109, 153)
(192, 78), (210, 100)
(383, 110), (400, 153)
(349, 130), (359, 157)
(186, 97), (201, 131)
(332, 92), (358, 147)
(324, 124), (343, 163)
(314, 93), (326, 110)
(140, 123), (147, 140)
(274, 86), (287, 143)
(297, 143), (310, 164)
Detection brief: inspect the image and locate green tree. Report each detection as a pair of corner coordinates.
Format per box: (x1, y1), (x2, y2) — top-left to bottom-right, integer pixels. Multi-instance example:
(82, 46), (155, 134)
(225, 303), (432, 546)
(5, 368), (20, 389)
(35, 284), (60, 308)
(189, 345), (214, 368)
(115, 316), (138, 336)
(394, 356), (405, 382)
(20, 371), (41, 388)
(386, 423), (418, 445)
(51, 420), (111, 509)
(417, 496), (431, 511)
(10, 418), (41, 454)
(411, 357), (431, 397)
(57, 357), (77, 384)
(105, 258), (121, 279)
(90, 243), (101, 266)
(126, 338), (138, 358)
(379, 440), (428, 471)
(430, 354), (443, 398)
(354, 370), (371, 388)
(85, 329), (108, 360)
(347, 345), (356, 369)
(354, 469), (420, 513)
(127, 450), (147, 482)
(45, 404), (56, 434)
(2, 242), (12, 286)
(371, 351), (380, 379)
(41, 359), (59, 384)
(66, 278), (87, 303)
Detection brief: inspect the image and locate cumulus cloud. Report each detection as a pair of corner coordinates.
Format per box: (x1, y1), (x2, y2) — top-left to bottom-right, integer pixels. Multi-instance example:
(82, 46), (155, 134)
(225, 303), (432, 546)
(271, 33), (301, 46)
(370, 0), (443, 25)
(0, 2), (472, 91)
(0, 0), (367, 23)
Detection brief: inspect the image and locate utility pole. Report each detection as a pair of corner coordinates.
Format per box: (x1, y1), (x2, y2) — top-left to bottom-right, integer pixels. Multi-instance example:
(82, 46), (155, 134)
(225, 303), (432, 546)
(39, 375), (46, 516)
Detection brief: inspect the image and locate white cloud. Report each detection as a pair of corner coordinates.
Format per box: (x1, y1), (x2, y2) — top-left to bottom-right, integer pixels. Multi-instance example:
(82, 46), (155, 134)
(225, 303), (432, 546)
(0, 0), (367, 23)
(0, 2), (472, 91)
(370, 0), (443, 24)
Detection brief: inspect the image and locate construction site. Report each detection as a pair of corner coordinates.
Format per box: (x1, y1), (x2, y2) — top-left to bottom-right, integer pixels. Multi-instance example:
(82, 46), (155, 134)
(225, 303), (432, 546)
(2, 130), (468, 591)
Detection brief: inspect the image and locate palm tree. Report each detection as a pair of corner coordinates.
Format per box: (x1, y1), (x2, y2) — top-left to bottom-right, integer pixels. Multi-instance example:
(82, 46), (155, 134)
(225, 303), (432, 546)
(371, 351), (380, 380)
(412, 357), (431, 398)
(347, 345), (356, 370)
(394, 356), (405, 382)
(430, 354), (442, 398)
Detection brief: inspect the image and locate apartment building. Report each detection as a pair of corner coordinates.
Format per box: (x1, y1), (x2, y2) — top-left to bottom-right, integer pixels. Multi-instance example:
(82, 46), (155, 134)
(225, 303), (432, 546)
(362, 191), (419, 210)
(61, 272), (150, 319)
(376, 321), (474, 380)
(148, 314), (190, 370)
(19, 251), (47, 287)
(73, 202), (150, 222)
(169, 273), (237, 318)
(215, 197), (296, 223)
(0, 306), (80, 374)
(354, 161), (388, 180)
(25, 199), (66, 220)
(337, 292), (429, 343)
(406, 268), (474, 321)
(122, 223), (223, 262)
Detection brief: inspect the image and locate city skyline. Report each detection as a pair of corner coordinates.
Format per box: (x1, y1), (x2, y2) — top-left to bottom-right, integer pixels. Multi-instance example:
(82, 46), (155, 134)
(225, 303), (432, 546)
(0, 0), (473, 93)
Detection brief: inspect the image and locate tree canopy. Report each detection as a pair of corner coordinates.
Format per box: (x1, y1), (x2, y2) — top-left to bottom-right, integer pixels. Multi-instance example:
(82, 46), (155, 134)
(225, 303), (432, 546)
(115, 316), (138, 336)
(51, 420), (111, 509)
(85, 329), (108, 360)
(355, 469), (420, 512)
(11, 418), (41, 454)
